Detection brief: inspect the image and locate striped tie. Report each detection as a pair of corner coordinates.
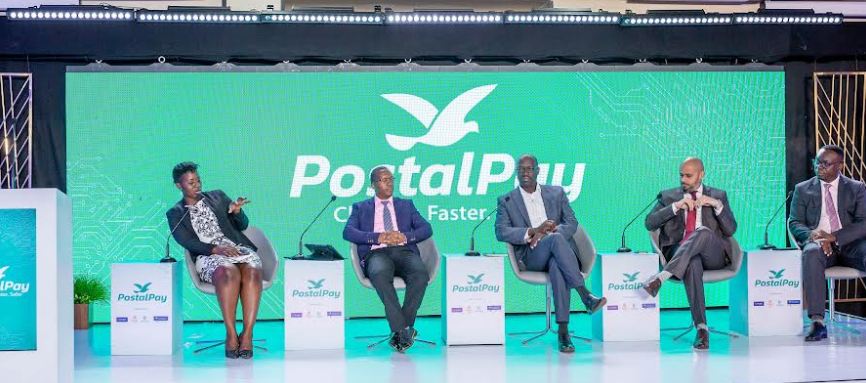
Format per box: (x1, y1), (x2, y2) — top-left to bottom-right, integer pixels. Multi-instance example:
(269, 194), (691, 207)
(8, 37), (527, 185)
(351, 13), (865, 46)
(824, 183), (842, 232)
(382, 200), (394, 231)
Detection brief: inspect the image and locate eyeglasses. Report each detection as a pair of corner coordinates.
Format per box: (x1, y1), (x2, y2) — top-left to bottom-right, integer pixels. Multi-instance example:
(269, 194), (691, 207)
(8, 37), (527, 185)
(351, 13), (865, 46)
(813, 159), (843, 169)
(375, 177), (394, 184)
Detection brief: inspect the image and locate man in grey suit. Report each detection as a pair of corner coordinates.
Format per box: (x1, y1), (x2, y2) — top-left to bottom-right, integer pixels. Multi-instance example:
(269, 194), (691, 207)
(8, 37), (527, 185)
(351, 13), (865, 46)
(495, 154), (606, 353)
(642, 157), (737, 351)
(789, 144), (866, 342)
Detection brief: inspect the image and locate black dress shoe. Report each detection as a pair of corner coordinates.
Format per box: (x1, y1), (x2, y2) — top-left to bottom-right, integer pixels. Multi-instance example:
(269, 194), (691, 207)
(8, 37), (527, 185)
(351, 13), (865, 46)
(558, 333), (575, 353)
(398, 327), (416, 351)
(388, 332), (404, 352)
(805, 322), (828, 342)
(643, 278), (662, 298)
(693, 328), (709, 351)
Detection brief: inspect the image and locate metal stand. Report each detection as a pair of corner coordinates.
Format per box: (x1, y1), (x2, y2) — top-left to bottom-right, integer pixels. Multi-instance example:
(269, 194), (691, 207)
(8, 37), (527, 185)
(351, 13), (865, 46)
(355, 332), (436, 349)
(507, 283), (592, 344)
(826, 279), (862, 334)
(193, 339), (268, 354)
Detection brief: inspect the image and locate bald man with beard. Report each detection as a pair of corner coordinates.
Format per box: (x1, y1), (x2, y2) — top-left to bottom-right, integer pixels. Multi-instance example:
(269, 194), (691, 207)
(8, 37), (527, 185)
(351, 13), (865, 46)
(642, 158), (738, 351)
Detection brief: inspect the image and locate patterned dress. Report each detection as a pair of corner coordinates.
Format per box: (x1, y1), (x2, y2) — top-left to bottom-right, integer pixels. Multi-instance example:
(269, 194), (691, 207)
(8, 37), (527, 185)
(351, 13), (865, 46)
(188, 199), (262, 284)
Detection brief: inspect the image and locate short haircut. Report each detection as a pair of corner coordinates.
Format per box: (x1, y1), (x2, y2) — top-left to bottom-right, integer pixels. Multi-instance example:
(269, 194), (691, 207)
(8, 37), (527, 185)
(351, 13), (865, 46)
(172, 161), (198, 183)
(370, 166), (390, 183)
(820, 144), (844, 159)
(518, 154), (538, 168)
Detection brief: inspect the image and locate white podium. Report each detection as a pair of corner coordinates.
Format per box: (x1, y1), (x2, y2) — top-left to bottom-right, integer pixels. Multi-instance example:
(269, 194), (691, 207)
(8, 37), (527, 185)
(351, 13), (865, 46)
(284, 260), (345, 350)
(441, 254), (505, 346)
(110, 262), (183, 355)
(0, 189), (72, 383)
(730, 249), (803, 336)
(591, 252), (660, 341)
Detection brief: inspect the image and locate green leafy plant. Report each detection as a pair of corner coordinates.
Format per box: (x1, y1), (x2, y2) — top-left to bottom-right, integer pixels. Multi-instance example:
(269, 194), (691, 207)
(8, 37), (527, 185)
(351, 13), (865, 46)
(73, 275), (109, 304)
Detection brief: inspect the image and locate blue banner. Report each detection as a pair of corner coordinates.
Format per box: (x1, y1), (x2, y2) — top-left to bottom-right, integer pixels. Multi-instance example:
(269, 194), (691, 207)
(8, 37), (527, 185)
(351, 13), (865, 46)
(0, 209), (37, 351)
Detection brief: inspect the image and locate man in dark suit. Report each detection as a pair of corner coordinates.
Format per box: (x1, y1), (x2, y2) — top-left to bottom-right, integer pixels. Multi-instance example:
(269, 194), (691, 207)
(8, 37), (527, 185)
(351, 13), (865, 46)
(643, 157), (737, 351)
(495, 154), (606, 353)
(343, 166), (433, 352)
(789, 144), (866, 342)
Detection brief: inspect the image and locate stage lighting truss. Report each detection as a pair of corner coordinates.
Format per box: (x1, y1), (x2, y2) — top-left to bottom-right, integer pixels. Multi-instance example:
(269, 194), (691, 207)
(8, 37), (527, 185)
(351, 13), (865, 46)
(138, 11), (259, 23)
(8, 8), (133, 21)
(3, 7), (847, 27)
(385, 12), (501, 24)
(263, 13), (383, 24)
(734, 14), (843, 25)
(622, 15), (733, 26)
(504, 12), (619, 24)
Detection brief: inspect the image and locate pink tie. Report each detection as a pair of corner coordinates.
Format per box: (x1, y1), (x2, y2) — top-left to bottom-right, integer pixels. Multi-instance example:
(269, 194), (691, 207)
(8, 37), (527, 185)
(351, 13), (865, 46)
(824, 183), (842, 232)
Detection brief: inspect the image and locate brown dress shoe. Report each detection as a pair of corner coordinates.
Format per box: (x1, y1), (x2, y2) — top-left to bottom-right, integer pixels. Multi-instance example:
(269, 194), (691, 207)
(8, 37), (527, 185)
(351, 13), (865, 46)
(643, 278), (662, 298)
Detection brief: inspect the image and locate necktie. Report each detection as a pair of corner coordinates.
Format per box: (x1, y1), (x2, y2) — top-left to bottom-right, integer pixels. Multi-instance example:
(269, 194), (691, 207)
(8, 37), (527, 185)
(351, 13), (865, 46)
(682, 191), (698, 243)
(382, 200), (394, 231)
(824, 184), (842, 232)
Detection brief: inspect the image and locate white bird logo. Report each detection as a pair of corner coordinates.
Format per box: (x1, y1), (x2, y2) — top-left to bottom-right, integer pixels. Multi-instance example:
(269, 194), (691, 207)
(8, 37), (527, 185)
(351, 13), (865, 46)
(0, 266), (8, 280)
(382, 84), (497, 151)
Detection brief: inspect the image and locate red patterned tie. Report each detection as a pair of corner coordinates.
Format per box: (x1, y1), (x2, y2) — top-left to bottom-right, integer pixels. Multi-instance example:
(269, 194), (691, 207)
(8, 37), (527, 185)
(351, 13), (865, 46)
(682, 191), (698, 243)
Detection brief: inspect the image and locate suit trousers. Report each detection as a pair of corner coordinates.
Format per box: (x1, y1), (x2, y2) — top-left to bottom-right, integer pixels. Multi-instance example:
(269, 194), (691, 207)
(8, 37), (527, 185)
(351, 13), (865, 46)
(364, 246), (430, 333)
(663, 227), (728, 326)
(803, 238), (866, 318)
(523, 232), (585, 323)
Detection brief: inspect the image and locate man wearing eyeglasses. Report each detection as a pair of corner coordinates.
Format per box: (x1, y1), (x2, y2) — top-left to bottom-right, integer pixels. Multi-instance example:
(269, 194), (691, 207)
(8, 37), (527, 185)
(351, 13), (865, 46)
(790, 144), (866, 342)
(343, 166), (433, 352)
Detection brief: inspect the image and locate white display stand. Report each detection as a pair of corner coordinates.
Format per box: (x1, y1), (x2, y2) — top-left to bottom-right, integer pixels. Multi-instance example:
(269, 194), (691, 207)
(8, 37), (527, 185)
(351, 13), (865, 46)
(284, 260), (345, 350)
(0, 189), (72, 383)
(591, 252), (660, 341)
(110, 262), (183, 355)
(730, 249), (803, 336)
(441, 254), (505, 346)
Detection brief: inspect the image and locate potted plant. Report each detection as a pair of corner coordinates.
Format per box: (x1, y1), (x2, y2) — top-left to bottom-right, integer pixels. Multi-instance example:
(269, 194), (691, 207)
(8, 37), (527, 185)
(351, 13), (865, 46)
(73, 275), (109, 330)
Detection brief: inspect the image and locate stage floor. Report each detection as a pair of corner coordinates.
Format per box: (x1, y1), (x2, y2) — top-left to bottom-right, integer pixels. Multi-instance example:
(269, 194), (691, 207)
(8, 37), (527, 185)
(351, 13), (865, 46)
(74, 308), (866, 383)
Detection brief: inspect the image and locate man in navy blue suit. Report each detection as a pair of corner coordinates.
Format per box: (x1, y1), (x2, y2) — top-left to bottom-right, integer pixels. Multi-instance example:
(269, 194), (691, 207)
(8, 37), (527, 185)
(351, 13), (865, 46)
(343, 166), (433, 352)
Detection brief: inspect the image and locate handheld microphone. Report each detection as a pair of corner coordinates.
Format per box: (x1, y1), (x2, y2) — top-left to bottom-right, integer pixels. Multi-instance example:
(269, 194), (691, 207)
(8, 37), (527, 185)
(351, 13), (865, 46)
(293, 195), (337, 259)
(162, 207), (190, 263)
(466, 196), (510, 256)
(760, 191), (793, 250)
(617, 196), (660, 253)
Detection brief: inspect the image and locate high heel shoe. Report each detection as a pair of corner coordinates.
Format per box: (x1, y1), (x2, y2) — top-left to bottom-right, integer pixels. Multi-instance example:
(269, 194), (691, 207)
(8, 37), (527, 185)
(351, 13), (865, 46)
(225, 347), (239, 359)
(237, 348), (253, 359)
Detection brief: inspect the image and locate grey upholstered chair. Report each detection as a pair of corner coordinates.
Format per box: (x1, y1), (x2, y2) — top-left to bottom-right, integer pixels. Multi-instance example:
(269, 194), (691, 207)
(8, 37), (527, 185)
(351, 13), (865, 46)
(787, 218), (865, 333)
(348, 238), (440, 348)
(649, 229), (743, 340)
(505, 225), (597, 344)
(184, 226), (278, 353)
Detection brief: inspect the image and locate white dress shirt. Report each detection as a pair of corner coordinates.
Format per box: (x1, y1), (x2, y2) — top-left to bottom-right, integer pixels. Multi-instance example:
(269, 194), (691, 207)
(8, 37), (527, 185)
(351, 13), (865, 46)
(520, 185), (549, 243)
(817, 176), (842, 234)
(671, 185), (724, 233)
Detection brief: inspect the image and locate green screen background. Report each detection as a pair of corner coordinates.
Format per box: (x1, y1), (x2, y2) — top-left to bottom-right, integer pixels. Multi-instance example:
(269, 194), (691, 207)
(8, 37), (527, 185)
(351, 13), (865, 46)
(66, 70), (786, 322)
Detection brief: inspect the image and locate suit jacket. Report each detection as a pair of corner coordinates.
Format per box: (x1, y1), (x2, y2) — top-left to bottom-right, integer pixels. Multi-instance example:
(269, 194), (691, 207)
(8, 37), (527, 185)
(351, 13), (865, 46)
(166, 189), (256, 261)
(644, 185), (737, 260)
(788, 175), (866, 248)
(342, 197), (433, 262)
(494, 185), (579, 268)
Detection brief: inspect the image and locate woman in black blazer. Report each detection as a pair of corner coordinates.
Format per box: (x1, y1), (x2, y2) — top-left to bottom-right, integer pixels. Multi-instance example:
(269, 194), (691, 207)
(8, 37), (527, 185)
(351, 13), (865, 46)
(166, 162), (262, 359)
